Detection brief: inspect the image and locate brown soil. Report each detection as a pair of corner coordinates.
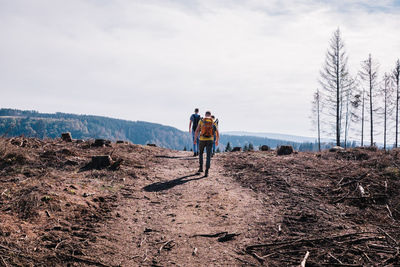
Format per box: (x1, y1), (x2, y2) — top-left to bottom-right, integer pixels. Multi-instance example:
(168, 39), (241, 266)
(219, 148), (400, 266)
(1, 138), (399, 266)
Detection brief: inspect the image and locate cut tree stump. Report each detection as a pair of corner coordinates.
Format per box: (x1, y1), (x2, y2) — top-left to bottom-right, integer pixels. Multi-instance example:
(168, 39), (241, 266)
(277, 145), (293, 155)
(260, 145), (270, 151)
(61, 132), (72, 142)
(92, 139), (111, 147)
(89, 156), (112, 170)
(329, 146), (344, 152)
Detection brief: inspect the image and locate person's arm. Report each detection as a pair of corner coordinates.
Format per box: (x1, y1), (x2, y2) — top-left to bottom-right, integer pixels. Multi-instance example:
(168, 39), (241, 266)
(189, 115), (193, 133)
(215, 128), (219, 146)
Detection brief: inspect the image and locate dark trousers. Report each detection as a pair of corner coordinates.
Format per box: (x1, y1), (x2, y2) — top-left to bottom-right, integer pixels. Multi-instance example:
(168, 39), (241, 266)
(199, 140), (213, 170)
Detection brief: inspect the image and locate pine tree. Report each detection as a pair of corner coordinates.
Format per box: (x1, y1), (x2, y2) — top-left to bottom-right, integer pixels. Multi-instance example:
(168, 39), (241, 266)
(343, 77), (359, 149)
(183, 146), (187, 151)
(394, 59), (400, 147)
(381, 73), (395, 150)
(359, 84), (367, 146)
(225, 142), (232, 152)
(248, 143), (254, 151)
(243, 144), (249, 151)
(359, 54), (379, 146)
(319, 28), (352, 146)
(311, 89), (322, 152)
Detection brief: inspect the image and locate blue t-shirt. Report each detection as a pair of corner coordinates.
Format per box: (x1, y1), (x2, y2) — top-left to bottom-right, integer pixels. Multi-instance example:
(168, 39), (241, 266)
(190, 114), (201, 130)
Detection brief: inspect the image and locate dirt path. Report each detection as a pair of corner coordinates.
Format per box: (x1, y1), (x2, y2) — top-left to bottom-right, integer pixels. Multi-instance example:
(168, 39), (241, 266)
(94, 150), (268, 266)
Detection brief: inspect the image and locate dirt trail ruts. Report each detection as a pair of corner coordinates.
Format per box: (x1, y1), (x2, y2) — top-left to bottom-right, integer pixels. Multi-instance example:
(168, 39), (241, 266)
(93, 150), (268, 266)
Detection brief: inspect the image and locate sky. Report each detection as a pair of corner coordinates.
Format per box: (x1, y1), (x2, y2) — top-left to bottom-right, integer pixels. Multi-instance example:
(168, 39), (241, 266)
(1, 0), (400, 138)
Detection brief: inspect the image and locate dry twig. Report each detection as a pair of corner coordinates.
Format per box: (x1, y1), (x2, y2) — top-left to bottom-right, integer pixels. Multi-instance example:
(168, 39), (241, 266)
(299, 251), (310, 267)
(159, 240), (174, 253)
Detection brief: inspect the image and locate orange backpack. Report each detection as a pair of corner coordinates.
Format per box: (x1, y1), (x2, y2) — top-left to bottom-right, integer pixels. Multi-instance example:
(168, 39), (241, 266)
(201, 118), (214, 138)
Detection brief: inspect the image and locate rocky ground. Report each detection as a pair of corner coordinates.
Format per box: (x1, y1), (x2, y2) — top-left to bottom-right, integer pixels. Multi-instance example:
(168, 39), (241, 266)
(0, 137), (399, 266)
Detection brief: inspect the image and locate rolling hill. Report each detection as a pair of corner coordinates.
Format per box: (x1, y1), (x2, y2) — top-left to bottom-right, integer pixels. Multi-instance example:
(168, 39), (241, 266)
(0, 108), (326, 151)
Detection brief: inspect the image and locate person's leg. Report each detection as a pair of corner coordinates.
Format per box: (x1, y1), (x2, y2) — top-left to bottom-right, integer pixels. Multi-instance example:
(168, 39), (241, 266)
(205, 140), (213, 176)
(198, 141), (205, 172)
(196, 135), (200, 155)
(192, 131), (197, 155)
(212, 136), (216, 155)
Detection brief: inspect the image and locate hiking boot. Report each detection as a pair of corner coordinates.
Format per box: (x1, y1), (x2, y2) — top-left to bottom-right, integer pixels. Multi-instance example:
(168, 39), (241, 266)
(197, 168), (203, 173)
(204, 169), (209, 177)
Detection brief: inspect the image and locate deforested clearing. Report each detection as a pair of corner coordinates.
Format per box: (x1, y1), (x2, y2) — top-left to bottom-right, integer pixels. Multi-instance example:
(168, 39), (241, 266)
(1, 137), (399, 266)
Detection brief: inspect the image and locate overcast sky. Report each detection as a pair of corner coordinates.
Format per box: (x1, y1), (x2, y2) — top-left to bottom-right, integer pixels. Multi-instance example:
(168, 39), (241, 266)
(1, 0), (399, 137)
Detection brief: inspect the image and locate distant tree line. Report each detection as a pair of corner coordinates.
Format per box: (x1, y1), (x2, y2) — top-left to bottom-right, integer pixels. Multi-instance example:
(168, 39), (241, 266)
(0, 109), (193, 149)
(312, 29), (400, 150)
(1, 108), (327, 152)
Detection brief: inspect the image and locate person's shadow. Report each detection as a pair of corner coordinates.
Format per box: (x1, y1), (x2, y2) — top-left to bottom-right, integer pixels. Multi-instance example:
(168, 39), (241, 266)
(143, 173), (206, 192)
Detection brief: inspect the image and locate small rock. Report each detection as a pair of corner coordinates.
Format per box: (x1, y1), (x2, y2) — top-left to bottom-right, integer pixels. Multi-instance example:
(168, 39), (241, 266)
(260, 145), (270, 151)
(147, 143), (157, 147)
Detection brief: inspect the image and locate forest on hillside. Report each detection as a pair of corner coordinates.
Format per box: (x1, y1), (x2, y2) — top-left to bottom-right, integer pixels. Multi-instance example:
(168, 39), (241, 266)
(0, 108), (332, 151)
(0, 109), (191, 149)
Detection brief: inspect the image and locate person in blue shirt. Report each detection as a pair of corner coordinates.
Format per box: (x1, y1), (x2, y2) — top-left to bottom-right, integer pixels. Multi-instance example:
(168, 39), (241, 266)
(189, 108), (201, 156)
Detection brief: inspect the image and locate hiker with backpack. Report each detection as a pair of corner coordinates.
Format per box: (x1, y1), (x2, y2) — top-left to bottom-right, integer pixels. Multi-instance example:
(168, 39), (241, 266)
(189, 108), (201, 156)
(194, 111), (219, 177)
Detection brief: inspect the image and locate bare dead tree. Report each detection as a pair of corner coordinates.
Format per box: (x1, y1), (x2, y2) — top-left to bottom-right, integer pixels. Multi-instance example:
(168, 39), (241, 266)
(394, 59), (400, 148)
(319, 28), (351, 146)
(343, 77), (358, 149)
(359, 54), (379, 146)
(360, 83), (366, 146)
(350, 91), (362, 142)
(312, 89), (322, 152)
(381, 73), (395, 150)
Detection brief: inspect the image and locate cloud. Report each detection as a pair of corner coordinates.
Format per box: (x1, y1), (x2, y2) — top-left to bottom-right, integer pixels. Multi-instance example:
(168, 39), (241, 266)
(0, 0), (399, 139)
